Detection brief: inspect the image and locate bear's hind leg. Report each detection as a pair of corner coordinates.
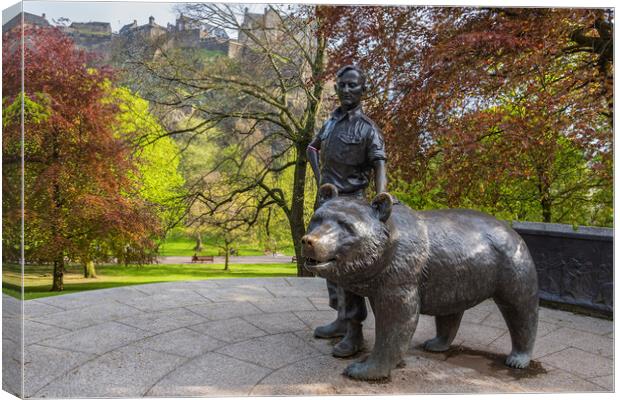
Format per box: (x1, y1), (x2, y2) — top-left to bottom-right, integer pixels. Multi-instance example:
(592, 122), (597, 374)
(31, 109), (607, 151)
(494, 294), (538, 369)
(423, 311), (464, 352)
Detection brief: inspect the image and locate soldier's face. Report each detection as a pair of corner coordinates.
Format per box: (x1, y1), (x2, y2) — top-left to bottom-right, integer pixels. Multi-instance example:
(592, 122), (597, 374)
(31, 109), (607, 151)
(335, 70), (365, 110)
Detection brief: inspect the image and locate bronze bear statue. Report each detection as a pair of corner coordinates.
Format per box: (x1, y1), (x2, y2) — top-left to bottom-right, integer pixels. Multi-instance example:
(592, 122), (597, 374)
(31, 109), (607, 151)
(302, 184), (538, 380)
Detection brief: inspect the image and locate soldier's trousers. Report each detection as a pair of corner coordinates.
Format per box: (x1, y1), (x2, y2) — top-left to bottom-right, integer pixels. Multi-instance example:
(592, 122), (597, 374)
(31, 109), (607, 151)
(326, 279), (368, 323)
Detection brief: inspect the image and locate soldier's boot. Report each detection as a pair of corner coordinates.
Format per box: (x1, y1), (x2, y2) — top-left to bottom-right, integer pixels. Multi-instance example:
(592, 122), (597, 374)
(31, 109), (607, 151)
(314, 318), (348, 339)
(332, 321), (364, 357)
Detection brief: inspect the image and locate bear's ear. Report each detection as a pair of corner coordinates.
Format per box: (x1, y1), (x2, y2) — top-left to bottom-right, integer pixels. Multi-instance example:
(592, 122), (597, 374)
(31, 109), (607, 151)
(318, 184), (338, 203)
(371, 192), (393, 222)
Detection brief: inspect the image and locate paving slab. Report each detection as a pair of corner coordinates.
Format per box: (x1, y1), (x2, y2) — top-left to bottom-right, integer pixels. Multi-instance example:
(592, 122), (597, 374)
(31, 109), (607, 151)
(216, 332), (322, 369)
(33, 286), (147, 310)
(5, 277), (614, 397)
(308, 296), (332, 310)
(589, 374), (614, 391)
(186, 301), (263, 320)
(2, 315), (22, 342)
(266, 284), (327, 298)
(537, 347), (614, 378)
(24, 319), (72, 345)
(133, 328), (225, 358)
(2, 337), (23, 399)
(488, 328), (573, 359)
(24, 300), (65, 318)
(251, 296), (318, 313)
(28, 301), (145, 330)
(453, 321), (507, 346)
(545, 326), (614, 358)
(189, 317), (269, 343)
(117, 291), (209, 312)
(129, 280), (223, 295)
(292, 329), (335, 356)
(293, 310), (337, 329)
(194, 286), (276, 302)
(34, 345), (187, 398)
(212, 277), (292, 287)
(538, 306), (614, 335)
(145, 352), (271, 397)
(242, 312), (309, 334)
(37, 321), (154, 355)
(117, 307), (209, 334)
(2, 294), (21, 317)
(23, 344), (96, 397)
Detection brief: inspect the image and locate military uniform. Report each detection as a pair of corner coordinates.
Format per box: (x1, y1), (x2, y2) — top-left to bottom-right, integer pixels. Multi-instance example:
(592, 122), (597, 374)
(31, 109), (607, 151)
(308, 104), (386, 326)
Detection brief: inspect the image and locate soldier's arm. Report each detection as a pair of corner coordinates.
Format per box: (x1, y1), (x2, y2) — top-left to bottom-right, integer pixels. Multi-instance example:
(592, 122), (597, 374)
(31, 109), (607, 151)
(374, 160), (386, 194)
(366, 124), (387, 195)
(307, 135), (322, 189)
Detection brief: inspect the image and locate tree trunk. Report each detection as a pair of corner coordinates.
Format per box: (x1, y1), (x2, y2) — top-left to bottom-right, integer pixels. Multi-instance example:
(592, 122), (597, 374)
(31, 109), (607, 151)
(50, 136), (65, 291)
(224, 242), (230, 271)
(536, 166), (553, 222)
(51, 255), (64, 291)
(537, 177), (553, 223)
(194, 233), (203, 252)
(83, 260), (97, 278)
(541, 196), (552, 223)
(291, 23), (327, 277)
(291, 142), (313, 277)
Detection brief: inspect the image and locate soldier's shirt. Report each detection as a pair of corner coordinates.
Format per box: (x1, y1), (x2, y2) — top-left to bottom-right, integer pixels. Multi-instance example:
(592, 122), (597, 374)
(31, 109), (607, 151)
(310, 105), (386, 195)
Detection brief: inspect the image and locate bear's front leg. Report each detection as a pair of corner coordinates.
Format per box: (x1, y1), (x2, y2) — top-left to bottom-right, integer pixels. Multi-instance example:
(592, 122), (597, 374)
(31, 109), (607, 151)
(344, 287), (420, 380)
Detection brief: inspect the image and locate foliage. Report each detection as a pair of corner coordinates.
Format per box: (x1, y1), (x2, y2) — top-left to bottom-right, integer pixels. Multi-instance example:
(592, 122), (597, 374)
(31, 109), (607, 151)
(322, 7), (613, 226)
(109, 86), (186, 231)
(2, 26), (161, 290)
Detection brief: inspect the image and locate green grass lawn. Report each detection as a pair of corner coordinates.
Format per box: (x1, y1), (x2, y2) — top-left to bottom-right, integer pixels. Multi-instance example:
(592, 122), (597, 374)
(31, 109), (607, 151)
(2, 262), (297, 300)
(158, 236), (295, 257)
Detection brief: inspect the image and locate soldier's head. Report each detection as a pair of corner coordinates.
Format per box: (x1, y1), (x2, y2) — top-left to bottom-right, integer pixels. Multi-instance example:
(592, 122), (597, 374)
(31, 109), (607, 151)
(335, 65), (367, 111)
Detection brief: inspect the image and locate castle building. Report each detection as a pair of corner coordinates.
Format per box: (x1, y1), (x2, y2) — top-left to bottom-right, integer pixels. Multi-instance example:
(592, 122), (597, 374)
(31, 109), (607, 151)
(61, 21), (113, 63)
(2, 12), (49, 34)
(169, 12), (231, 52)
(119, 16), (167, 39)
(238, 7), (281, 45)
(174, 13), (228, 39)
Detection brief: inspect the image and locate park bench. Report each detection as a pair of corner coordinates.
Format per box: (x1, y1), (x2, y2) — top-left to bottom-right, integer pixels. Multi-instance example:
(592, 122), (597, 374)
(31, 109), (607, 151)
(192, 255), (214, 263)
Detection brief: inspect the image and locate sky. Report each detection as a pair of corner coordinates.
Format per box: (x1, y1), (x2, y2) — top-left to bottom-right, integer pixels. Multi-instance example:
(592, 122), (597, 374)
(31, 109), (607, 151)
(3, 1), (267, 33)
(24, 1), (183, 32)
(4, 0), (614, 32)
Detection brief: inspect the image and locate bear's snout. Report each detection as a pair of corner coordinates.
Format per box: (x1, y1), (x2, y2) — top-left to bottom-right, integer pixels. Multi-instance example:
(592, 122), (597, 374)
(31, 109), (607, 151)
(301, 231), (336, 263)
(301, 234), (316, 248)
(301, 234), (320, 258)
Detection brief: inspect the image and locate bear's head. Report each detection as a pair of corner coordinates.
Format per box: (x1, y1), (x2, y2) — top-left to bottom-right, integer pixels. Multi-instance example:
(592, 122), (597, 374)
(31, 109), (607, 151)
(302, 184), (393, 284)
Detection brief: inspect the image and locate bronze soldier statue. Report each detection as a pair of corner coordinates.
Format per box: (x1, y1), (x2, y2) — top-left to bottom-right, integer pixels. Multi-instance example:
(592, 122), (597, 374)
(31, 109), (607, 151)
(306, 65), (386, 357)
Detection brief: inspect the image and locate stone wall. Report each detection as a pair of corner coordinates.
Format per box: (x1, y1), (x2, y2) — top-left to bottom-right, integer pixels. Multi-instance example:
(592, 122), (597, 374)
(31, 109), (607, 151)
(69, 33), (113, 62)
(512, 221), (613, 316)
(200, 37), (230, 54)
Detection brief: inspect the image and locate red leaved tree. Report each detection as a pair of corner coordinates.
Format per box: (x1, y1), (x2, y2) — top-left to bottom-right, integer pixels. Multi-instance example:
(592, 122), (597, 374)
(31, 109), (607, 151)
(322, 7), (612, 225)
(2, 26), (160, 291)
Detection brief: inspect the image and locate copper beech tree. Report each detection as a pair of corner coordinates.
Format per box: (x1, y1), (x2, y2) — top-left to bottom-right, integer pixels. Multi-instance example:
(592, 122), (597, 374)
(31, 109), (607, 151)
(2, 26), (160, 291)
(322, 7), (612, 225)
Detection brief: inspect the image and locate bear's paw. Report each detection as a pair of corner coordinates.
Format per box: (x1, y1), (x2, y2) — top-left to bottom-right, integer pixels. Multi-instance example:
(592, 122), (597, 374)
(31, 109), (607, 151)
(344, 359), (391, 380)
(505, 352), (531, 369)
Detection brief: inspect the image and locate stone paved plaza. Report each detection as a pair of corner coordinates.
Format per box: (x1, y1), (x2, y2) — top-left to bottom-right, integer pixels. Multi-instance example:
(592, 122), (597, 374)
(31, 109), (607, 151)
(2, 277), (614, 397)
